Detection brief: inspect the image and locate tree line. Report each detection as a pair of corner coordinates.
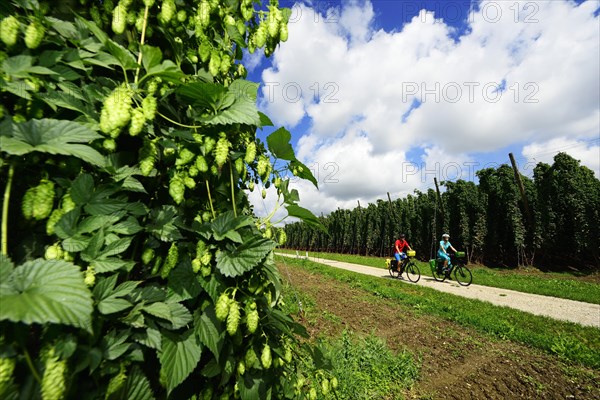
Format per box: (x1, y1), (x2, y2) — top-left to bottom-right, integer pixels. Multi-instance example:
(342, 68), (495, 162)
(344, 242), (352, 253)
(283, 153), (600, 271)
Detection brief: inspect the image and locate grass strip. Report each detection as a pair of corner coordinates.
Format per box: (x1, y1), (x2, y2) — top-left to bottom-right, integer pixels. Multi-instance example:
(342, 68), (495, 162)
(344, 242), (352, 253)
(276, 255), (600, 369)
(277, 249), (600, 305)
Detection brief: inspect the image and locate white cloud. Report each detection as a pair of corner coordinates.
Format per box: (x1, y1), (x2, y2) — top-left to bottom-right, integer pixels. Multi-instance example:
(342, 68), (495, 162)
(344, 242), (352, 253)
(243, 48), (264, 73)
(252, 0), (600, 216)
(522, 137), (600, 178)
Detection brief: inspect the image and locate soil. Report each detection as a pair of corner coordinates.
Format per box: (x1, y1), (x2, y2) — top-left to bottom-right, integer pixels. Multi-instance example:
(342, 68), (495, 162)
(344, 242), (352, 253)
(279, 263), (600, 400)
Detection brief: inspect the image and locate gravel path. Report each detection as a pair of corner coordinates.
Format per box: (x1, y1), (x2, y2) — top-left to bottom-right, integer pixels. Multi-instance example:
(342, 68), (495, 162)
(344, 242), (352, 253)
(277, 253), (600, 329)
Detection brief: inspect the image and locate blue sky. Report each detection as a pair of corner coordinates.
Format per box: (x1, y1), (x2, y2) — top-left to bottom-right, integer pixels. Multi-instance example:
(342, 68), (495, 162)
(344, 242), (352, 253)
(244, 0), (600, 218)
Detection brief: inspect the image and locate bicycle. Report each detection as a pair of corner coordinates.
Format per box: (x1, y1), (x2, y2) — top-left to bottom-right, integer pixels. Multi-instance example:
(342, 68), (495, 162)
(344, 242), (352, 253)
(386, 250), (421, 283)
(429, 251), (472, 286)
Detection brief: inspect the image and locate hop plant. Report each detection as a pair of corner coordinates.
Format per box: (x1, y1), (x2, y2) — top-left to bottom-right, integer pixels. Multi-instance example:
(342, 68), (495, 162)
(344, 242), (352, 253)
(237, 360), (246, 376)
(256, 155), (271, 181)
(198, 40), (211, 62)
(141, 248), (155, 265)
(215, 293), (230, 321)
(254, 23), (267, 48)
(176, 148), (195, 166)
(278, 229), (287, 245)
(279, 22), (288, 42)
(99, 85), (133, 136)
(235, 157), (244, 175)
(169, 175), (185, 204)
(204, 137), (216, 153)
(40, 348), (67, 400)
(241, 1), (253, 21)
(244, 141), (256, 164)
(22, 179), (55, 220)
(208, 50), (221, 76)
(0, 16), (20, 47)
(112, 2), (128, 34)
(245, 302), (259, 333)
(45, 244), (63, 260)
(200, 251), (212, 267)
(84, 266), (96, 287)
(0, 357), (15, 394)
(160, 243), (179, 278)
(128, 108), (145, 136)
(219, 54), (231, 75)
(158, 0), (176, 24)
(191, 258), (202, 273)
(245, 347), (258, 368)
(226, 300), (240, 336)
(139, 140), (158, 176)
(141, 95), (157, 120)
(46, 209), (65, 235)
(283, 343), (292, 364)
(24, 20), (45, 49)
(197, 1), (210, 28)
(214, 137), (230, 168)
(61, 194), (76, 212)
(331, 377), (339, 390)
(267, 11), (279, 38)
(261, 343), (272, 369)
(194, 155), (209, 172)
(196, 240), (207, 258)
(184, 176), (196, 189)
(21, 187), (35, 220)
(321, 378), (330, 395)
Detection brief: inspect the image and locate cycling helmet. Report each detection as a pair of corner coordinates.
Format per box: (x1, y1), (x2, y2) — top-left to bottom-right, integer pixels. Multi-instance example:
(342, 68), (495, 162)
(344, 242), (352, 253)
(400, 233), (405, 238)
(442, 233), (450, 239)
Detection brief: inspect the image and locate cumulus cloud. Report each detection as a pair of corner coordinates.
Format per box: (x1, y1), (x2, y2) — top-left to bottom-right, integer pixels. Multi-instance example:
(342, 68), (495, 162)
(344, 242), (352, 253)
(522, 137), (600, 177)
(251, 0), (600, 217)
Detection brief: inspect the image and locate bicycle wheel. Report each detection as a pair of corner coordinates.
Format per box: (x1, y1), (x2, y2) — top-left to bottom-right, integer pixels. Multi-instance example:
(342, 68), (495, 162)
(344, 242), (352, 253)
(432, 263), (446, 282)
(388, 261), (399, 278)
(454, 265), (472, 286)
(405, 262), (420, 283)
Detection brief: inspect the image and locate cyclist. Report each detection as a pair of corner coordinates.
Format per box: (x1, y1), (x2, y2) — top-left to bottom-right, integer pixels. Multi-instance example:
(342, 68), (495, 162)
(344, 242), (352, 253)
(394, 234), (413, 275)
(438, 233), (457, 273)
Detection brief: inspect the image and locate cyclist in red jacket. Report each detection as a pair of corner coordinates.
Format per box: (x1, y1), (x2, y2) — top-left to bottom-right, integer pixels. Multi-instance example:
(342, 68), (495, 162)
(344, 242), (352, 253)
(394, 234), (412, 272)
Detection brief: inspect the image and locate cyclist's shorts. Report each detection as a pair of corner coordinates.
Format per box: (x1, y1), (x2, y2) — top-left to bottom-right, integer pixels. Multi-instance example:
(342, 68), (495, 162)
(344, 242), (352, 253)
(437, 252), (450, 262)
(395, 252), (407, 262)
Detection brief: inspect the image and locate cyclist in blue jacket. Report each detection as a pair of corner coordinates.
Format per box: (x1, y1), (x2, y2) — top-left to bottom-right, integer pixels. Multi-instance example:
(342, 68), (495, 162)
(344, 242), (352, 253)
(438, 233), (457, 272)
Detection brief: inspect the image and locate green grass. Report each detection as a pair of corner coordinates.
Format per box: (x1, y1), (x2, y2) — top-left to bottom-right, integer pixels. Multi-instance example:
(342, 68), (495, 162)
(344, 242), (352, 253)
(280, 281), (419, 399)
(276, 255), (600, 369)
(276, 249), (600, 305)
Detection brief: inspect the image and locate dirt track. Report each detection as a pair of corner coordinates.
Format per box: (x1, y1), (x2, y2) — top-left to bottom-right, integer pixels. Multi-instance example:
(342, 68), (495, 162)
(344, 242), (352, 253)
(280, 264), (600, 400)
(276, 253), (600, 329)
